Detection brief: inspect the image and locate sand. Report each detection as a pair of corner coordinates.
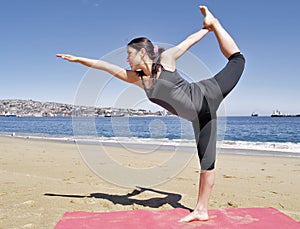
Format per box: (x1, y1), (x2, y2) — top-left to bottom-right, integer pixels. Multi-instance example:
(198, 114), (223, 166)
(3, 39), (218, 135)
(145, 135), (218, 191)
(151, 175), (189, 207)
(0, 136), (299, 228)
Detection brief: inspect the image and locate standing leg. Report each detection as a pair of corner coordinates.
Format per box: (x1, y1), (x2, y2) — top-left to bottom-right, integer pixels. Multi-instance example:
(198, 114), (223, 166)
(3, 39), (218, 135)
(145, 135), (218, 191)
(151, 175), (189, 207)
(180, 117), (217, 222)
(179, 171), (215, 222)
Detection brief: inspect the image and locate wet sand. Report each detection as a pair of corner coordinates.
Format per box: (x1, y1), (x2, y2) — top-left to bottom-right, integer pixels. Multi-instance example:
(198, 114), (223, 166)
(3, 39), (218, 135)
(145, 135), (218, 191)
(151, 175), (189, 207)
(0, 136), (299, 228)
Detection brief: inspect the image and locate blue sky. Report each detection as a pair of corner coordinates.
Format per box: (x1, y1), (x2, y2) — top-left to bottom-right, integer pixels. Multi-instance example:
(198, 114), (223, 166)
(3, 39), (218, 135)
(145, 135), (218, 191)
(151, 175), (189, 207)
(1, 0), (300, 116)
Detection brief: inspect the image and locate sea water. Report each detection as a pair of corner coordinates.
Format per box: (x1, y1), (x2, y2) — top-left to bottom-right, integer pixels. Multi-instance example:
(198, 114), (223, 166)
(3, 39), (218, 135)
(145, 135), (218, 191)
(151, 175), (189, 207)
(0, 116), (299, 156)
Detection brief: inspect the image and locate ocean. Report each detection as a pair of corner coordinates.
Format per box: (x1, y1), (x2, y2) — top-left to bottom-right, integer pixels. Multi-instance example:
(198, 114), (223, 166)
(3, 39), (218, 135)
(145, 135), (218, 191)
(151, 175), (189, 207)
(0, 116), (300, 157)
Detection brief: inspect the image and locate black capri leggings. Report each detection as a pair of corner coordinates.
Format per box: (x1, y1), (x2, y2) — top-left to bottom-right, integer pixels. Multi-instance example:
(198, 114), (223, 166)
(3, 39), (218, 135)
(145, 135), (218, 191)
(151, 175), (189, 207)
(192, 52), (245, 170)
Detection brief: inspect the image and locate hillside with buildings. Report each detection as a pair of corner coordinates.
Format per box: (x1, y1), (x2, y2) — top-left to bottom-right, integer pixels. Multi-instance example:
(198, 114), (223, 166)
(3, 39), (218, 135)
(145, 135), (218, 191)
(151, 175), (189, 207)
(0, 99), (166, 117)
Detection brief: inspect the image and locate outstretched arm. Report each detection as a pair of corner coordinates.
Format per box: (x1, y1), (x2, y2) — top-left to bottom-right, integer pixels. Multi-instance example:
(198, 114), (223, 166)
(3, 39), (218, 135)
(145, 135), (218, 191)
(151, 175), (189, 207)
(165, 28), (209, 61)
(56, 54), (140, 84)
(160, 27), (209, 71)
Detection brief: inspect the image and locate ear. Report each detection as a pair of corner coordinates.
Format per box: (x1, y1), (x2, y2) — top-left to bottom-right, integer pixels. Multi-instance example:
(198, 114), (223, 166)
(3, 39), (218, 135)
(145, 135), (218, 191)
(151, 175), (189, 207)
(139, 48), (147, 57)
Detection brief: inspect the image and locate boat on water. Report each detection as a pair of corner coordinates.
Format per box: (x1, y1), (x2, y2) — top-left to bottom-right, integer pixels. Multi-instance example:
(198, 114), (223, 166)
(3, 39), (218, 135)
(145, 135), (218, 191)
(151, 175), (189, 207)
(104, 112), (125, 117)
(251, 112), (258, 117)
(271, 110), (300, 117)
(0, 112), (17, 117)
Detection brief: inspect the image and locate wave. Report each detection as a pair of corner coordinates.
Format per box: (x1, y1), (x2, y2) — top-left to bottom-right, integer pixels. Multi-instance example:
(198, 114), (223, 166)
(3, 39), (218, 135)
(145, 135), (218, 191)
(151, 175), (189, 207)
(222, 140), (300, 153)
(2, 132), (300, 156)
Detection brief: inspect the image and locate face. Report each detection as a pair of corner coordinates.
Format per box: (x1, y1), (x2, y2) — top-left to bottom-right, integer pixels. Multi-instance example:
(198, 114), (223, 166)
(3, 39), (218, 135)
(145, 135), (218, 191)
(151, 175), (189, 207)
(126, 46), (143, 71)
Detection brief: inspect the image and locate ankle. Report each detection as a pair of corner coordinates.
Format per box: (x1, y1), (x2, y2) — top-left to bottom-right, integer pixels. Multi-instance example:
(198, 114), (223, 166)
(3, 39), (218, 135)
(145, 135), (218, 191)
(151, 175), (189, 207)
(194, 205), (208, 213)
(210, 18), (220, 31)
(193, 208), (209, 221)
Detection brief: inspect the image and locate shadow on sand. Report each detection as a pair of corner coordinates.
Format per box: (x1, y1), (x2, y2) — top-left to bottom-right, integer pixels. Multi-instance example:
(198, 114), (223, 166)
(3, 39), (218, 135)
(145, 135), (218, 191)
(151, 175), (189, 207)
(44, 186), (192, 211)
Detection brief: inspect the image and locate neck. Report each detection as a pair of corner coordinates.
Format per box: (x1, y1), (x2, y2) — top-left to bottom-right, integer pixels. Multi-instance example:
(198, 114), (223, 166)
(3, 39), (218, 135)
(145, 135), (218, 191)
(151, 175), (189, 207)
(140, 61), (153, 76)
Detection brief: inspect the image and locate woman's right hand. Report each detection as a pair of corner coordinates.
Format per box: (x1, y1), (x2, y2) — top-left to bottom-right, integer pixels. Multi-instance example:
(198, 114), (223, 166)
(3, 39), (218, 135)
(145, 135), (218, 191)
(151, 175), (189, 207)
(56, 54), (78, 62)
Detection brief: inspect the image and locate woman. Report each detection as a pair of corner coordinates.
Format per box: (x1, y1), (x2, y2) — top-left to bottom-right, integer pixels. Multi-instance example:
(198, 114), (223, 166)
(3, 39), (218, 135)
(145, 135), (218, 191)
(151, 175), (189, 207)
(57, 6), (245, 222)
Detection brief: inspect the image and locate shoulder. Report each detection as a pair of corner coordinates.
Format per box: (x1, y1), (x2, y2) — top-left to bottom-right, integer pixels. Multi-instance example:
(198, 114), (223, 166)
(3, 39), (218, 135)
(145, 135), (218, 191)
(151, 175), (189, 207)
(159, 50), (176, 72)
(124, 70), (142, 83)
(125, 70), (144, 88)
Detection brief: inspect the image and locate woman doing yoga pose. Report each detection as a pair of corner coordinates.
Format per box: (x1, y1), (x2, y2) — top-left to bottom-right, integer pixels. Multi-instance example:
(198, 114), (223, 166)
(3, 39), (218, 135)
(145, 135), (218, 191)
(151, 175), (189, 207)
(57, 6), (245, 222)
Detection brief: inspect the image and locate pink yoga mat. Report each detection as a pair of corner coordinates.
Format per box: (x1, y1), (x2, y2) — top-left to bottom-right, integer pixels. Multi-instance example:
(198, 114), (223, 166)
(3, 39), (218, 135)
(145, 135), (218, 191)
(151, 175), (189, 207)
(55, 207), (299, 229)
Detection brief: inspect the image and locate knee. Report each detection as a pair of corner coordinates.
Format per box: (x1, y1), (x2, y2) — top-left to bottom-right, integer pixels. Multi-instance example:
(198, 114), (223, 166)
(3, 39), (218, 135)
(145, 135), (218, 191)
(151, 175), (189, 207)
(228, 52), (245, 63)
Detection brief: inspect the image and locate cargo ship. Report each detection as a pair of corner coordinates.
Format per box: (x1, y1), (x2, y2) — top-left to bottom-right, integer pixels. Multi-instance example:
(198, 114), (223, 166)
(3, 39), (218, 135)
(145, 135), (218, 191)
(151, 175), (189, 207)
(271, 110), (300, 117)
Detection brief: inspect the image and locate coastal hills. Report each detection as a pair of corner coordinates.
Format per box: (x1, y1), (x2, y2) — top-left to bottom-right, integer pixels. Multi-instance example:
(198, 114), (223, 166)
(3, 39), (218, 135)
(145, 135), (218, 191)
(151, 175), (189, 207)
(2, 99), (298, 118)
(0, 99), (166, 117)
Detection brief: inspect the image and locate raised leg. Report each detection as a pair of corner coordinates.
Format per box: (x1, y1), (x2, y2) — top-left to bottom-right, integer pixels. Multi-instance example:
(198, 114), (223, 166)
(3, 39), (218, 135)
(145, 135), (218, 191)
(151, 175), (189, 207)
(200, 6), (240, 59)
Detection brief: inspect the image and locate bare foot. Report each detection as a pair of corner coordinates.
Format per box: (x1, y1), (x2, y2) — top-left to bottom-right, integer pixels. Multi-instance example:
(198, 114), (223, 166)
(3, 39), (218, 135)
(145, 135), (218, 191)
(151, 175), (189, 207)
(199, 6), (218, 30)
(179, 210), (209, 223)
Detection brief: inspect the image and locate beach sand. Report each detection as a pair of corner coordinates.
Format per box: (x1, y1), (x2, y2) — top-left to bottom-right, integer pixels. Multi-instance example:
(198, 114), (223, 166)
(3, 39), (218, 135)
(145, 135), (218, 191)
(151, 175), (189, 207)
(0, 136), (299, 228)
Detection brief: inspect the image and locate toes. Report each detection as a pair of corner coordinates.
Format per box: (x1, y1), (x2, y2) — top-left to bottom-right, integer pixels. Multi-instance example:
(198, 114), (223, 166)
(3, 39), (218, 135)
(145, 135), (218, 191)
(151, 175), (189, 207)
(179, 215), (194, 223)
(199, 6), (206, 16)
(179, 212), (198, 223)
(179, 211), (209, 223)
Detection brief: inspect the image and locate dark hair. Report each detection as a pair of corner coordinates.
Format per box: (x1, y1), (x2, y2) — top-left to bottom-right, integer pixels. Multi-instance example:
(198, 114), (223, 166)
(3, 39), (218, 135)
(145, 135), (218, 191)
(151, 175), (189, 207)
(127, 37), (165, 77)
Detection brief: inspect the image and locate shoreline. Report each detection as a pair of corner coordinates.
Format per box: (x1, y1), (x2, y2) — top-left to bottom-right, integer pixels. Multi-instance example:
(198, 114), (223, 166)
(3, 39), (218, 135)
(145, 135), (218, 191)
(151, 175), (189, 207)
(0, 136), (299, 228)
(1, 133), (300, 157)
